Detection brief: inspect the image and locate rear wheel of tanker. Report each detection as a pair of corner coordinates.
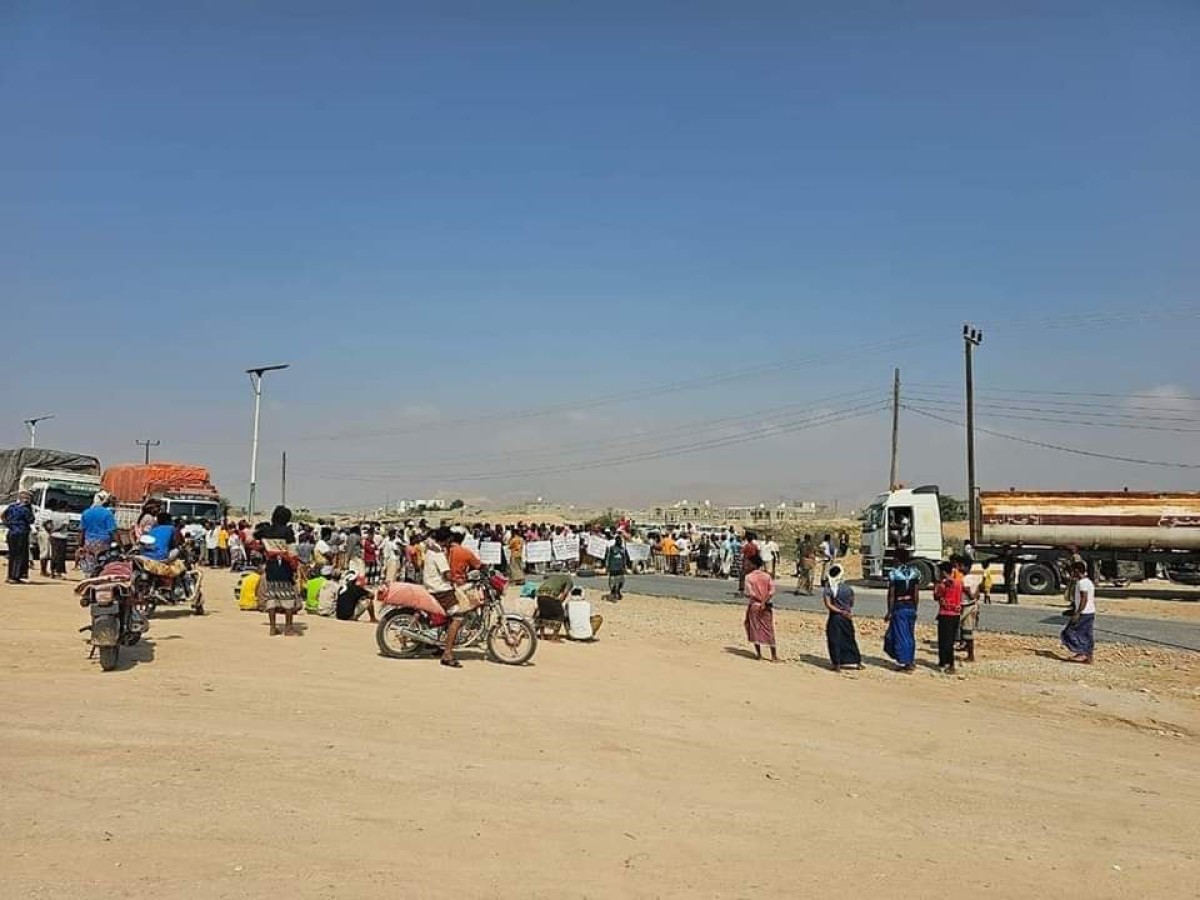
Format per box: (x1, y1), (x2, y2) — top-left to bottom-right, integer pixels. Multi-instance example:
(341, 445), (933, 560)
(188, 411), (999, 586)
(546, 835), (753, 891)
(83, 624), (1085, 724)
(99, 646), (119, 671)
(1018, 562), (1056, 596)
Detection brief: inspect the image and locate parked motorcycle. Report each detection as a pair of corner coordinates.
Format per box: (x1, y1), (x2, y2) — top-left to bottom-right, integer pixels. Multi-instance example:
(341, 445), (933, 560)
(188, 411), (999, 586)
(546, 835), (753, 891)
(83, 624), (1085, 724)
(75, 561), (148, 671)
(375, 569), (537, 665)
(131, 535), (204, 616)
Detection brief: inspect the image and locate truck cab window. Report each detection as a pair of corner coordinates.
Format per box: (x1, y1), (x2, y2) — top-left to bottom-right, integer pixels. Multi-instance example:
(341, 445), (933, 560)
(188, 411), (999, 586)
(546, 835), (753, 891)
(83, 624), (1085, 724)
(888, 507), (914, 549)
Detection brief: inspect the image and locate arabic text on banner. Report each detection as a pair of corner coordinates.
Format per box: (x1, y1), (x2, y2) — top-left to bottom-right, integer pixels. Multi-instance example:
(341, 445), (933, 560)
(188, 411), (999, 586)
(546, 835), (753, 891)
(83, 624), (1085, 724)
(585, 535), (611, 559)
(626, 543), (651, 562)
(552, 537), (579, 561)
(478, 541), (503, 565)
(524, 540), (553, 564)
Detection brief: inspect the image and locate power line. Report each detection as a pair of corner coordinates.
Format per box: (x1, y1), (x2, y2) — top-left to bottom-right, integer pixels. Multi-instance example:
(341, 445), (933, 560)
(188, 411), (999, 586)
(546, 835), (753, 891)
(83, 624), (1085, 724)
(906, 383), (1200, 403)
(903, 405), (1200, 469)
(311, 401), (891, 484)
(295, 386), (888, 472)
(287, 334), (930, 444)
(903, 396), (1200, 431)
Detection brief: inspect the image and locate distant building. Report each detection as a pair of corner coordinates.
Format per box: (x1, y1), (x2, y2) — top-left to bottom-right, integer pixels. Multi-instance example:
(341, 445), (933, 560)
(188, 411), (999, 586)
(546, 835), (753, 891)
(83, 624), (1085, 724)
(643, 500), (826, 529)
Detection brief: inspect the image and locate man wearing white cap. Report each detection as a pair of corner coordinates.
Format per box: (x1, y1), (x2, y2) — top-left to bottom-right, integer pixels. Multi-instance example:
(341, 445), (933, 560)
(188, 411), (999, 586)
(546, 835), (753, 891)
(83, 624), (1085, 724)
(821, 563), (863, 671)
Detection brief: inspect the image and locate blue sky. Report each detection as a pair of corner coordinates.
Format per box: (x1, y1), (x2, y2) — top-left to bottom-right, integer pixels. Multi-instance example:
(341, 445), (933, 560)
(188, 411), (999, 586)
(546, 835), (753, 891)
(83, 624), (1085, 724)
(3, 2), (1197, 511)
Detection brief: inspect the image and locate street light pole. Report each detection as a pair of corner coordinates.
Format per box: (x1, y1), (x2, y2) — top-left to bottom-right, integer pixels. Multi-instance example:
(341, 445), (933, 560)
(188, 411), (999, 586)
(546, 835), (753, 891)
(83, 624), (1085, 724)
(23, 414), (55, 448)
(245, 364), (290, 518)
(963, 324), (984, 544)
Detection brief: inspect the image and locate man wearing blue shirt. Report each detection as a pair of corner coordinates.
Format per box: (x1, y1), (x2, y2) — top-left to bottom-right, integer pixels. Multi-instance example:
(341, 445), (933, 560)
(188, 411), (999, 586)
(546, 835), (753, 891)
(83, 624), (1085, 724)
(145, 512), (180, 562)
(4, 490), (36, 583)
(79, 496), (118, 576)
(81, 499), (117, 546)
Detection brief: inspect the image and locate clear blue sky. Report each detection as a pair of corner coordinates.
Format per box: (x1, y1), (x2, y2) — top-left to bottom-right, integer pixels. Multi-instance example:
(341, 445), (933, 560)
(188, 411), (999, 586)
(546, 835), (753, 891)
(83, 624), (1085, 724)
(3, 2), (1197, 511)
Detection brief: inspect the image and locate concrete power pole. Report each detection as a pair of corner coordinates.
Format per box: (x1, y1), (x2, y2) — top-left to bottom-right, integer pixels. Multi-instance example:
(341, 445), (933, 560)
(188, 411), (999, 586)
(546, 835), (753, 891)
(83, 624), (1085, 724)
(281, 451), (287, 507)
(136, 439), (160, 464)
(963, 324), (984, 543)
(889, 368), (900, 489)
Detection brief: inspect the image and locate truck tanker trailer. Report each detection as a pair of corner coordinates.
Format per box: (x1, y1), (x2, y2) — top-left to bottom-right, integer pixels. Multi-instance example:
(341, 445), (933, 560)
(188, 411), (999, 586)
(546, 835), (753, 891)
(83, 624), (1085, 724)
(862, 486), (1200, 594)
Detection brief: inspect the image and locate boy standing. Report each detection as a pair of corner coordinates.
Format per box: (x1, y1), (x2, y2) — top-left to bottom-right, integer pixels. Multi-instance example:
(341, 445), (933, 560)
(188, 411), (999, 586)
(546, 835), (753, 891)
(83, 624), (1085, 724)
(933, 561), (963, 674)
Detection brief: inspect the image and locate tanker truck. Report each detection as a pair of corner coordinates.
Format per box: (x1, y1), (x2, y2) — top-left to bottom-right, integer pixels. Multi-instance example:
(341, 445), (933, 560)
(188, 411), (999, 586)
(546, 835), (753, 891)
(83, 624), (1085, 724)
(861, 485), (1200, 595)
(101, 463), (224, 528)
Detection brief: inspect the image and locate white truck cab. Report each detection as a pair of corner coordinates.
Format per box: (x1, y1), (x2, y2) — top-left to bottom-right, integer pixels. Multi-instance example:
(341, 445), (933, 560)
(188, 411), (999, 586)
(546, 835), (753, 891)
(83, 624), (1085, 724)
(860, 485), (945, 587)
(0, 468), (103, 551)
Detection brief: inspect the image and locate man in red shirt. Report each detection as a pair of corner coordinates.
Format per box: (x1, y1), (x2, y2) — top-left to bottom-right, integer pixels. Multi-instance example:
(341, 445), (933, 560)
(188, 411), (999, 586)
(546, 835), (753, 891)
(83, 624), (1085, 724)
(933, 561), (963, 673)
(447, 529), (482, 586)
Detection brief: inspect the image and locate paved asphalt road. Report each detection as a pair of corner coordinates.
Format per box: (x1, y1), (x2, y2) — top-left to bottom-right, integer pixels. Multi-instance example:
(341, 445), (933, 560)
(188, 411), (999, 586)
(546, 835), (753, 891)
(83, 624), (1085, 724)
(620, 574), (1200, 653)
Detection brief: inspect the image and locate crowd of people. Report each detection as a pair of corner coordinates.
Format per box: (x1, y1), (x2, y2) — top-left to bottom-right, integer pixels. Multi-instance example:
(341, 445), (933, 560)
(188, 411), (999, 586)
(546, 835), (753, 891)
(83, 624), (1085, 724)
(5, 491), (1101, 672)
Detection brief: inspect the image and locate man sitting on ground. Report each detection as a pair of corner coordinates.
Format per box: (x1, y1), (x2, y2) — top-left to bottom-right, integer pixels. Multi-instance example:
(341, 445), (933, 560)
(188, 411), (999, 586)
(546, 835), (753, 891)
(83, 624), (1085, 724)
(305, 565), (333, 614)
(335, 570), (377, 622)
(535, 571), (574, 639)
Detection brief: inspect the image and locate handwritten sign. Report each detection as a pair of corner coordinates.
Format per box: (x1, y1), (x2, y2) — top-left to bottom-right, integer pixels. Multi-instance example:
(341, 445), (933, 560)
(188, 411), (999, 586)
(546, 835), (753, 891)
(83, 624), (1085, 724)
(585, 535), (611, 560)
(626, 543), (651, 563)
(479, 541), (503, 566)
(552, 536), (579, 561)
(463, 536), (480, 555)
(525, 540), (552, 564)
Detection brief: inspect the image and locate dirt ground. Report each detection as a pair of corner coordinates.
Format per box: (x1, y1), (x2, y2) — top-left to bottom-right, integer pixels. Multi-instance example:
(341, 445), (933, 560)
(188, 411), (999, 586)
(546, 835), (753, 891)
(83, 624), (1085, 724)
(1, 568), (1197, 899)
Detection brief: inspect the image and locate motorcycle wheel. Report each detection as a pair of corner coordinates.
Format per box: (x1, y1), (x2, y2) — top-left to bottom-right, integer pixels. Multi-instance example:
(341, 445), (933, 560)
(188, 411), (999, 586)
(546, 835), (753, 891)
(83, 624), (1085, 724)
(486, 617), (537, 666)
(99, 646), (119, 671)
(376, 609), (426, 659)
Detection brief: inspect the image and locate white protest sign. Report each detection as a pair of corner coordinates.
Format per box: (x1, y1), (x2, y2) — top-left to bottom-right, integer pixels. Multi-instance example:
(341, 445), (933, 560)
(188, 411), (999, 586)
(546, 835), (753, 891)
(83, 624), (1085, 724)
(585, 535), (611, 560)
(552, 536), (579, 561)
(479, 541), (503, 565)
(525, 540), (552, 564)
(626, 543), (651, 563)
(463, 536), (480, 555)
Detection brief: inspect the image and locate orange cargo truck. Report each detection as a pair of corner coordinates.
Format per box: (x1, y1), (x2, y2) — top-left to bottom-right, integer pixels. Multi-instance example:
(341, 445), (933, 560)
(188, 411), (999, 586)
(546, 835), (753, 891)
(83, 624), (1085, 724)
(102, 463), (224, 526)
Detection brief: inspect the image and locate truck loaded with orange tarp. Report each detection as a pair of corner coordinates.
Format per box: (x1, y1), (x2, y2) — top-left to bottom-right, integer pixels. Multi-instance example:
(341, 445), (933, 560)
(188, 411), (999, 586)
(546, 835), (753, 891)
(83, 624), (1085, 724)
(102, 463), (224, 525)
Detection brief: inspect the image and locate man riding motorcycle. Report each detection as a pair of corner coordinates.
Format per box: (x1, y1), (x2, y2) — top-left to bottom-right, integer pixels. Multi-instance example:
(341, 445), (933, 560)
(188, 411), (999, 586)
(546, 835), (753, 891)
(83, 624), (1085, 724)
(131, 511), (201, 613)
(423, 526), (483, 668)
(144, 512), (182, 561)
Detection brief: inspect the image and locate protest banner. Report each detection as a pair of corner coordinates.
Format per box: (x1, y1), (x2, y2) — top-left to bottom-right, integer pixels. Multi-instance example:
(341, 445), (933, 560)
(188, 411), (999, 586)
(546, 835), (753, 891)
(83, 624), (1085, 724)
(463, 536), (479, 555)
(626, 543), (651, 563)
(525, 540), (552, 564)
(585, 535), (611, 560)
(552, 536), (579, 562)
(478, 541), (503, 565)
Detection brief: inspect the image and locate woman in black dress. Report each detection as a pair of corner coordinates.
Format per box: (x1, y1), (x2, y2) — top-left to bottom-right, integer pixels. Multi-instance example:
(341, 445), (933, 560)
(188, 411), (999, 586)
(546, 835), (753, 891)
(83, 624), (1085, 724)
(257, 505), (299, 636)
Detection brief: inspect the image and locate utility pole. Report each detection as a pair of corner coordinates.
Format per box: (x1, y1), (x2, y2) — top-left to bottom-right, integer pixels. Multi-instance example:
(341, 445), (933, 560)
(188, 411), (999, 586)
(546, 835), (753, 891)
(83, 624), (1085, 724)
(889, 367), (900, 489)
(245, 363), (290, 518)
(963, 324), (984, 543)
(136, 439), (160, 465)
(23, 414), (55, 448)
(281, 451), (287, 507)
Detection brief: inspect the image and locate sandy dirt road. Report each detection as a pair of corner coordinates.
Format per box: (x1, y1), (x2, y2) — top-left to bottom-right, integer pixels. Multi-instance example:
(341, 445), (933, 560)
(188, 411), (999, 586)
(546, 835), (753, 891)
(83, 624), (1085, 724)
(1, 569), (1197, 899)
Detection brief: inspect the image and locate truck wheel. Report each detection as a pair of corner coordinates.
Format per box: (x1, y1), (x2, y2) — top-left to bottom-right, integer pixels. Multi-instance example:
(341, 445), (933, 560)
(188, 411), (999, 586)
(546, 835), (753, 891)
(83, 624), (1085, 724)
(911, 559), (935, 589)
(1018, 562), (1057, 596)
